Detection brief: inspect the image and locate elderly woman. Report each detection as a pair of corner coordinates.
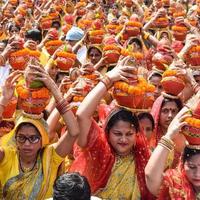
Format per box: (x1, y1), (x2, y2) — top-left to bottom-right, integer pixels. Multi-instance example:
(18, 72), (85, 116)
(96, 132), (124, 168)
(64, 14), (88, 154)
(0, 68), (79, 199)
(69, 57), (154, 199)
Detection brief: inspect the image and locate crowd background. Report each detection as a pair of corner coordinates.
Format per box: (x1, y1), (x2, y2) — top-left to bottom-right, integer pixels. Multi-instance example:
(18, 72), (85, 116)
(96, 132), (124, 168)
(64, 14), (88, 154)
(0, 0), (200, 199)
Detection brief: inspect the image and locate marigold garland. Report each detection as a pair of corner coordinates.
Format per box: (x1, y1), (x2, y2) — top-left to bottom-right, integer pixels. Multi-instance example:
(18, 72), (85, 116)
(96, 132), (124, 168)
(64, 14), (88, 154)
(45, 40), (63, 47)
(185, 117), (200, 129)
(171, 25), (188, 32)
(16, 84), (50, 99)
(9, 48), (29, 57)
(89, 30), (104, 36)
(56, 51), (76, 60)
(126, 21), (142, 28)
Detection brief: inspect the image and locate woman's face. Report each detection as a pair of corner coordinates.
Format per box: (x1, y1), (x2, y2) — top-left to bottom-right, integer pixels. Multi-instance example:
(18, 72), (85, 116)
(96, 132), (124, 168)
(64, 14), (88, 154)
(108, 120), (136, 156)
(16, 125), (42, 158)
(149, 75), (162, 100)
(139, 118), (153, 140)
(159, 101), (179, 130)
(184, 154), (200, 190)
(88, 48), (102, 65)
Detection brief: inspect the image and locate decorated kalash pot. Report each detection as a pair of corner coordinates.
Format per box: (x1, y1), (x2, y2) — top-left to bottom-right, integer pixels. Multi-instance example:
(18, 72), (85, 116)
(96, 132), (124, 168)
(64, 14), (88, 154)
(70, 77), (95, 114)
(44, 28), (63, 56)
(182, 95), (200, 145)
(16, 62), (51, 115)
(161, 69), (186, 96)
(88, 19), (105, 44)
(8, 37), (29, 70)
(184, 40), (200, 67)
(0, 92), (17, 137)
(152, 39), (174, 71)
(171, 20), (189, 41)
(153, 9), (169, 29)
(123, 15), (142, 39)
(103, 37), (121, 65)
(55, 45), (76, 71)
(113, 57), (155, 110)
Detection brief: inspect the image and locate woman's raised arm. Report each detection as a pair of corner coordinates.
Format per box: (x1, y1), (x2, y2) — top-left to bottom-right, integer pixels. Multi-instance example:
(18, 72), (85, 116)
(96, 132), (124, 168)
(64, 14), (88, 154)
(145, 106), (190, 196)
(30, 65), (79, 157)
(0, 71), (21, 162)
(76, 57), (137, 147)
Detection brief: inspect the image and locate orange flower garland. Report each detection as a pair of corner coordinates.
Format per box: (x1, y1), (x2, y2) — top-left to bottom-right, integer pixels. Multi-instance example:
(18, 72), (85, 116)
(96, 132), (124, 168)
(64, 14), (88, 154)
(185, 117), (200, 129)
(103, 45), (121, 64)
(9, 48), (29, 70)
(161, 69), (186, 96)
(154, 17), (169, 28)
(171, 24), (188, 41)
(16, 84), (50, 100)
(56, 51), (76, 70)
(185, 45), (200, 66)
(16, 82), (50, 114)
(113, 78), (155, 109)
(45, 40), (63, 55)
(125, 21), (142, 37)
(89, 30), (104, 44)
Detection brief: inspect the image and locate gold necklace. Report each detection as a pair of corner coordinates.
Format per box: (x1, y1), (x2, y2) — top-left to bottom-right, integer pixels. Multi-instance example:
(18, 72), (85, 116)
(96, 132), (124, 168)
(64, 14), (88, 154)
(19, 157), (37, 173)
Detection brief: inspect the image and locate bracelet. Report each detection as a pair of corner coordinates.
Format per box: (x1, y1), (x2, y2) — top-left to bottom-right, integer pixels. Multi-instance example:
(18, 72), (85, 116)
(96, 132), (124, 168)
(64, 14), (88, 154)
(143, 32), (150, 40)
(158, 136), (175, 151)
(100, 74), (113, 90)
(56, 99), (70, 115)
(192, 83), (200, 94)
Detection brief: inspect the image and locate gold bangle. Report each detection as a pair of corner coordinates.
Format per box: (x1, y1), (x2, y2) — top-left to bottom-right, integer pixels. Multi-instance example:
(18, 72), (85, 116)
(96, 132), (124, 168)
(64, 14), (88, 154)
(158, 136), (175, 151)
(143, 32), (150, 40)
(158, 142), (172, 151)
(100, 74), (113, 90)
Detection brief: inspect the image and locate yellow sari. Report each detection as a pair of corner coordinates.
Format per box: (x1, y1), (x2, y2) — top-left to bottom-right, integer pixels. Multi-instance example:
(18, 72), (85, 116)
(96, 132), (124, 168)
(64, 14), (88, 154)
(97, 155), (141, 200)
(0, 115), (64, 199)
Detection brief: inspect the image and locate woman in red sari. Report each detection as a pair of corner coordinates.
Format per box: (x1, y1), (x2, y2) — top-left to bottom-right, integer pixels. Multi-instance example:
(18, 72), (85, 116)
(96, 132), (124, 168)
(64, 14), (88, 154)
(145, 95), (200, 199)
(69, 57), (154, 199)
(150, 94), (183, 149)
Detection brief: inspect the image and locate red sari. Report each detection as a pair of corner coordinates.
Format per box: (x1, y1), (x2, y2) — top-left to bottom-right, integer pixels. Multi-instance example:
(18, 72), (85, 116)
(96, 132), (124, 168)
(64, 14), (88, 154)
(69, 119), (154, 199)
(150, 95), (164, 149)
(158, 163), (196, 199)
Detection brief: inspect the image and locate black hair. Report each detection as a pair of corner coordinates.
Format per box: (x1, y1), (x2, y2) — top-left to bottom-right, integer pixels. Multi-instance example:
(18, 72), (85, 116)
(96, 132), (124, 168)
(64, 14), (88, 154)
(149, 72), (162, 80)
(8, 24), (21, 33)
(15, 122), (40, 136)
(161, 97), (183, 111)
(87, 46), (102, 57)
(53, 172), (91, 200)
(138, 112), (155, 130)
(128, 38), (143, 50)
(183, 146), (200, 163)
(25, 29), (42, 43)
(55, 71), (69, 83)
(105, 108), (139, 133)
(51, 21), (61, 29)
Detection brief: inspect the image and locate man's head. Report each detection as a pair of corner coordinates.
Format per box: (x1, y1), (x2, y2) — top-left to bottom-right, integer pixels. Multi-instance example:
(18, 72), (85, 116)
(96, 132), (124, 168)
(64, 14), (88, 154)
(53, 172), (91, 200)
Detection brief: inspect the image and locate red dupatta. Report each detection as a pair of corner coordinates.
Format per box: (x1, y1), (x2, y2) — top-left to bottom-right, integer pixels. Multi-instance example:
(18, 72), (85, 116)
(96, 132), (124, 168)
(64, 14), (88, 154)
(158, 162), (196, 199)
(69, 107), (154, 199)
(150, 95), (164, 148)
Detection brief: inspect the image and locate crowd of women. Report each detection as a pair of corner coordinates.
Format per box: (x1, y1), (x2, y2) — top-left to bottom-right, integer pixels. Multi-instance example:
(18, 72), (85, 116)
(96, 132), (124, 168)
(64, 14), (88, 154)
(0, 0), (200, 199)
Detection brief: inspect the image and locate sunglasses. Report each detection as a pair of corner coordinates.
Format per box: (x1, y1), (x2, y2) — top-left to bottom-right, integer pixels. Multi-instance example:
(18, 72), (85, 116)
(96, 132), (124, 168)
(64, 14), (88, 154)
(16, 135), (41, 144)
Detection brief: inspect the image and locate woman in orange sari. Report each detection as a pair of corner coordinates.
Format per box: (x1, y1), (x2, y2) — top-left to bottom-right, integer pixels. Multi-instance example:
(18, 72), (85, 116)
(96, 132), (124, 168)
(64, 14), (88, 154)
(69, 57), (154, 199)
